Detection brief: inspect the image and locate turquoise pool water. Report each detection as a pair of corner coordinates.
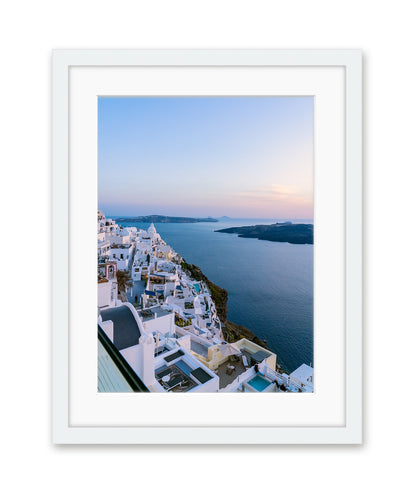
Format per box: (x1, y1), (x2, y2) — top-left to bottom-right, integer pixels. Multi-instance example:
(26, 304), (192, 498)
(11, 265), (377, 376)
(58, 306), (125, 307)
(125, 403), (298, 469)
(247, 374), (272, 392)
(194, 283), (201, 293)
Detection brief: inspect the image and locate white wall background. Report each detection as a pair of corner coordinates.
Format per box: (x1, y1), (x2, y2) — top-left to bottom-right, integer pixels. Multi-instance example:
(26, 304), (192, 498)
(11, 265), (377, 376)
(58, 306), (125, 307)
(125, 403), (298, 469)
(0, 1), (414, 498)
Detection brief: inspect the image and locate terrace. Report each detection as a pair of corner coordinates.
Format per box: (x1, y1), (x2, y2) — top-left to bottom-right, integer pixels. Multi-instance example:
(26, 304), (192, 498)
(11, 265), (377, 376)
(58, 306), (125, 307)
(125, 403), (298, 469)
(138, 306), (171, 322)
(233, 338), (277, 371)
(216, 356), (247, 389)
(217, 366), (283, 393)
(149, 275), (165, 284)
(126, 280), (146, 306)
(110, 244), (130, 249)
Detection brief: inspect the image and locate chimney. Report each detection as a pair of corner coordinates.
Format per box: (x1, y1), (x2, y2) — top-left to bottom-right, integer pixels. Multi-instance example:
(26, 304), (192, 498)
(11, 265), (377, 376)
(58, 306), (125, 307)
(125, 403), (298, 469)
(137, 333), (155, 386)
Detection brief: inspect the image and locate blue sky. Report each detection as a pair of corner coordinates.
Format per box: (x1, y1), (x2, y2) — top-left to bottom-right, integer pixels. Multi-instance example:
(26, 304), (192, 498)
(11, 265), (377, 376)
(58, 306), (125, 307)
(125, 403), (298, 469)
(98, 96), (313, 218)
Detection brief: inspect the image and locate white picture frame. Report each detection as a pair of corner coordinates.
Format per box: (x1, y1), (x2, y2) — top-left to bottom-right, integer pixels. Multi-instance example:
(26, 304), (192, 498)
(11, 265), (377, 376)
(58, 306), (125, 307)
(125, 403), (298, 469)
(52, 49), (362, 444)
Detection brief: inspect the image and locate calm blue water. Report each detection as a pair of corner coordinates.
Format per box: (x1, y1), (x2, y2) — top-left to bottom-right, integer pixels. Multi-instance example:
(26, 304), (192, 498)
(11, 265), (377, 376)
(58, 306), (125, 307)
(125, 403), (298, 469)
(115, 218), (313, 373)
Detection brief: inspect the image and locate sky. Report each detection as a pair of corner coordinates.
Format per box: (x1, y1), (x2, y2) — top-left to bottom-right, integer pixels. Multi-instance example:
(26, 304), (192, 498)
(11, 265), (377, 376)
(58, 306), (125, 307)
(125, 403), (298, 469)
(98, 96), (314, 219)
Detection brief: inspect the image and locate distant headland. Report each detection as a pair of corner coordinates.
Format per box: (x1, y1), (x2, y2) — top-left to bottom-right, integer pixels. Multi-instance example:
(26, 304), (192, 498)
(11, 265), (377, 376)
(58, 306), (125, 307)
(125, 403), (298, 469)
(114, 215), (218, 224)
(215, 221), (313, 245)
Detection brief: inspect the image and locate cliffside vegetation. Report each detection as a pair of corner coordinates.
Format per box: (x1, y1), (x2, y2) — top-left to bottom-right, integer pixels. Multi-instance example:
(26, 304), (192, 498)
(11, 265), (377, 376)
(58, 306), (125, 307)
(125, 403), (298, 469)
(116, 269), (133, 293)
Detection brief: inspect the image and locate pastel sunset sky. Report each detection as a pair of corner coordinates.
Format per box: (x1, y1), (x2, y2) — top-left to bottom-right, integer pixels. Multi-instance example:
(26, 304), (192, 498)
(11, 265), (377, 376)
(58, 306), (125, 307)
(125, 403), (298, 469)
(98, 96), (314, 219)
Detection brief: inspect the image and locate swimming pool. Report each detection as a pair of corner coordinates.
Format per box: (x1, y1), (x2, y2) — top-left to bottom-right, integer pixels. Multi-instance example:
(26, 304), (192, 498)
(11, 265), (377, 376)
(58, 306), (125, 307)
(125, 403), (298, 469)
(194, 283), (201, 293)
(247, 374), (272, 392)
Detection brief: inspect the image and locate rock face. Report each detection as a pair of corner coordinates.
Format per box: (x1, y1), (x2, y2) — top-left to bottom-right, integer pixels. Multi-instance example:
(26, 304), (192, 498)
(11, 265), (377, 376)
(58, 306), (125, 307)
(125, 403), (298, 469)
(223, 320), (268, 349)
(180, 260), (268, 349)
(115, 215), (218, 224)
(215, 222), (313, 244)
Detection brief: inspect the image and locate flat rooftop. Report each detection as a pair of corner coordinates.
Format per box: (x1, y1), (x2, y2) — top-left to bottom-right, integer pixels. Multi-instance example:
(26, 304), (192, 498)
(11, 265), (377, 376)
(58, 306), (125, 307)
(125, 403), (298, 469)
(138, 306), (171, 322)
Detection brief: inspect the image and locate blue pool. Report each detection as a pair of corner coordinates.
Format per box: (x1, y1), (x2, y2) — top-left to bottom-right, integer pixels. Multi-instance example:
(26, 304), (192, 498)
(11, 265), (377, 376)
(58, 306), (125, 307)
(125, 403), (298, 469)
(247, 374), (272, 392)
(194, 283), (201, 293)
(175, 360), (193, 376)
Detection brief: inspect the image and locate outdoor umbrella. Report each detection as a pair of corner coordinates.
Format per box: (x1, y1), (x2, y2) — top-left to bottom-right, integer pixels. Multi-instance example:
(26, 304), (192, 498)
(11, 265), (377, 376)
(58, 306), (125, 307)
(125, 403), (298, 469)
(218, 343), (241, 358)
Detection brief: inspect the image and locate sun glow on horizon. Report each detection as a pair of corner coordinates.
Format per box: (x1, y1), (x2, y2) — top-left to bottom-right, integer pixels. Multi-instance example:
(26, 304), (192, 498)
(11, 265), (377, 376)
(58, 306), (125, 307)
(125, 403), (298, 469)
(98, 96), (314, 219)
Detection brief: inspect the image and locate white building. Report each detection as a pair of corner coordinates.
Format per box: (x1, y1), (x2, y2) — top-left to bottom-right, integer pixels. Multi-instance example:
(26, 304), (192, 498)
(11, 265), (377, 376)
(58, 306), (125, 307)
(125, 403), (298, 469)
(97, 231), (110, 260)
(109, 243), (133, 270)
(98, 303), (219, 393)
(98, 261), (119, 309)
(289, 363), (314, 392)
(97, 212), (313, 393)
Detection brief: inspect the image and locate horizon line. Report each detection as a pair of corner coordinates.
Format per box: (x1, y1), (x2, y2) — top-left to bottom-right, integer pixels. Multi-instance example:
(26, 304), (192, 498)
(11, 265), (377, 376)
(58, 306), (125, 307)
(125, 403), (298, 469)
(104, 213), (314, 220)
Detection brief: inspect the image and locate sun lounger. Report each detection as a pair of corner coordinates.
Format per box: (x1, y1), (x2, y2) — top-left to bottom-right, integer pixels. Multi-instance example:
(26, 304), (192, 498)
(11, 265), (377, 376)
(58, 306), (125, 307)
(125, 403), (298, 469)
(166, 374), (185, 390)
(242, 355), (249, 369)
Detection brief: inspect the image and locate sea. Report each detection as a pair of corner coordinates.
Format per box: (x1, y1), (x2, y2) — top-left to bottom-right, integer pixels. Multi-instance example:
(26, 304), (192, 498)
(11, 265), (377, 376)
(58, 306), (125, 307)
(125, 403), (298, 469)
(114, 217), (313, 373)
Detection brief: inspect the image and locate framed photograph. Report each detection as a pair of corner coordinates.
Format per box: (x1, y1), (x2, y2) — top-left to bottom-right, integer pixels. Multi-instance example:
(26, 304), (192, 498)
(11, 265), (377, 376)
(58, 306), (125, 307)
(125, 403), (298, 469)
(52, 49), (362, 444)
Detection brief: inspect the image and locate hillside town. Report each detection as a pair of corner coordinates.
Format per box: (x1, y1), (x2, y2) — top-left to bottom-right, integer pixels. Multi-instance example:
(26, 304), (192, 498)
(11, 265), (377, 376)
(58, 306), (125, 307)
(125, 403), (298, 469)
(97, 210), (314, 393)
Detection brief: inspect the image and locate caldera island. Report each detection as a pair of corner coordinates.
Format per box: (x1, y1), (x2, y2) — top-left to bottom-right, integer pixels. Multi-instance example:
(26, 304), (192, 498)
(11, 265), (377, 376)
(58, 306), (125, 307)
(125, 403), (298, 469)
(215, 221), (313, 245)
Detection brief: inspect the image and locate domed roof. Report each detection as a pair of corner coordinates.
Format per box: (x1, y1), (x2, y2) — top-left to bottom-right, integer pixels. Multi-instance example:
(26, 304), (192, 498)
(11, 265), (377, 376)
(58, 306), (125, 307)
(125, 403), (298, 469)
(148, 223), (156, 233)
